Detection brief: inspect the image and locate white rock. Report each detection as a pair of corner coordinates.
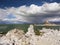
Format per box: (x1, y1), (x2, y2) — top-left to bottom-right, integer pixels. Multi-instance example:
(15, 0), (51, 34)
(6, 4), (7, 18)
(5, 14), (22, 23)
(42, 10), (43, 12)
(0, 25), (60, 45)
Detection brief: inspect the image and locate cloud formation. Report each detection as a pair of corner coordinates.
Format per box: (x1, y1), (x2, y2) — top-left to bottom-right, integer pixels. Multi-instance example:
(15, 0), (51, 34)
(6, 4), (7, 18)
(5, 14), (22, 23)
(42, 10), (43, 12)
(0, 2), (60, 23)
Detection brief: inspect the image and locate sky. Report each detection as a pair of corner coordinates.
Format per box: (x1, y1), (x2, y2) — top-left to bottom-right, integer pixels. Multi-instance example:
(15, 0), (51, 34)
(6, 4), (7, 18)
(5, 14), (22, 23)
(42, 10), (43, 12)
(0, 0), (60, 8)
(0, 0), (60, 24)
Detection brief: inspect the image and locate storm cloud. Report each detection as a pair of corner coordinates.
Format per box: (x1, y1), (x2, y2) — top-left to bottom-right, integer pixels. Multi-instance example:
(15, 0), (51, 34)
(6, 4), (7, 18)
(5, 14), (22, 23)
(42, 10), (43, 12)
(0, 2), (60, 23)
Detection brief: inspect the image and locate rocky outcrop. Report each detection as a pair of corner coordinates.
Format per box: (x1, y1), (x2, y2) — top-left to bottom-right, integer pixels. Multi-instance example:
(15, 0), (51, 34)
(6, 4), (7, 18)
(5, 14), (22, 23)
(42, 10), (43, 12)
(0, 25), (60, 45)
(0, 28), (25, 45)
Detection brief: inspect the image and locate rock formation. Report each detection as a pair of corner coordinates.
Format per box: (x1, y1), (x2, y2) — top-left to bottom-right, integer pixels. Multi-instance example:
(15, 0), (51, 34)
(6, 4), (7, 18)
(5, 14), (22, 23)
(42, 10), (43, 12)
(44, 21), (56, 26)
(0, 25), (60, 45)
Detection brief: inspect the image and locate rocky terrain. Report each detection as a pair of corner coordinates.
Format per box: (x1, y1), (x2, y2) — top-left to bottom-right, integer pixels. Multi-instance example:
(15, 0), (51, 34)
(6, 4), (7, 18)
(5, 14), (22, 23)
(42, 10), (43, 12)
(0, 25), (60, 45)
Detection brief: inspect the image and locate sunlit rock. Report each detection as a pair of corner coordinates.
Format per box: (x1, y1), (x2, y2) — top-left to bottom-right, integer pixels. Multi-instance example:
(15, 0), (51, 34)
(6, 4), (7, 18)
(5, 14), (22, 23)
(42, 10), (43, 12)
(6, 28), (24, 39)
(0, 28), (25, 45)
(0, 25), (60, 45)
(25, 25), (35, 36)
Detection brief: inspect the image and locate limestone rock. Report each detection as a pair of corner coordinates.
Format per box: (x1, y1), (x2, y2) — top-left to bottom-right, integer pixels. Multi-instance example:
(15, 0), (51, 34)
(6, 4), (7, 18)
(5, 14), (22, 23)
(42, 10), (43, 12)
(0, 25), (60, 45)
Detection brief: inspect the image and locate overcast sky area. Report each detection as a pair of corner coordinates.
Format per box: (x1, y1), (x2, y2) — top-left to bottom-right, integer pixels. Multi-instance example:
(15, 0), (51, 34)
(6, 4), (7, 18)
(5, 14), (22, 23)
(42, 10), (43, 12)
(0, 0), (60, 24)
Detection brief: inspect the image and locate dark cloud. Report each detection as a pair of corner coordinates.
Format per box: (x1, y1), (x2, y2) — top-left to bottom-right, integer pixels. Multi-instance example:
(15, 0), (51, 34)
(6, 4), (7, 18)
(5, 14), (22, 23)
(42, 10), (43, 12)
(0, 2), (60, 23)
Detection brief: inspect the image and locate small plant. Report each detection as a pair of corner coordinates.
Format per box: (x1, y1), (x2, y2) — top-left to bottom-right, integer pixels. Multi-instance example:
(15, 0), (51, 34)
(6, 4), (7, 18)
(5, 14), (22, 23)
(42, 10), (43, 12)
(34, 30), (40, 35)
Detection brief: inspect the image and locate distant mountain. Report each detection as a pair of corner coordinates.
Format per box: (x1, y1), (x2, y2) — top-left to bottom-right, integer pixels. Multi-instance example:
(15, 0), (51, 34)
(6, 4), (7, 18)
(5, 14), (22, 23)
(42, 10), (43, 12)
(51, 22), (60, 24)
(0, 20), (42, 24)
(0, 20), (60, 24)
(0, 21), (28, 24)
(42, 21), (60, 24)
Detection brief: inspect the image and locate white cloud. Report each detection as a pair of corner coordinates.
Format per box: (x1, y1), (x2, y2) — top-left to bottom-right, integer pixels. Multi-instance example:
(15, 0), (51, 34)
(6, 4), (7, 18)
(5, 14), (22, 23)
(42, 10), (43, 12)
(0, 2), (60, 23)
(47, 17), (60, 22)
(0, 9), (8, 20)
(12, 2), (60, 16)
